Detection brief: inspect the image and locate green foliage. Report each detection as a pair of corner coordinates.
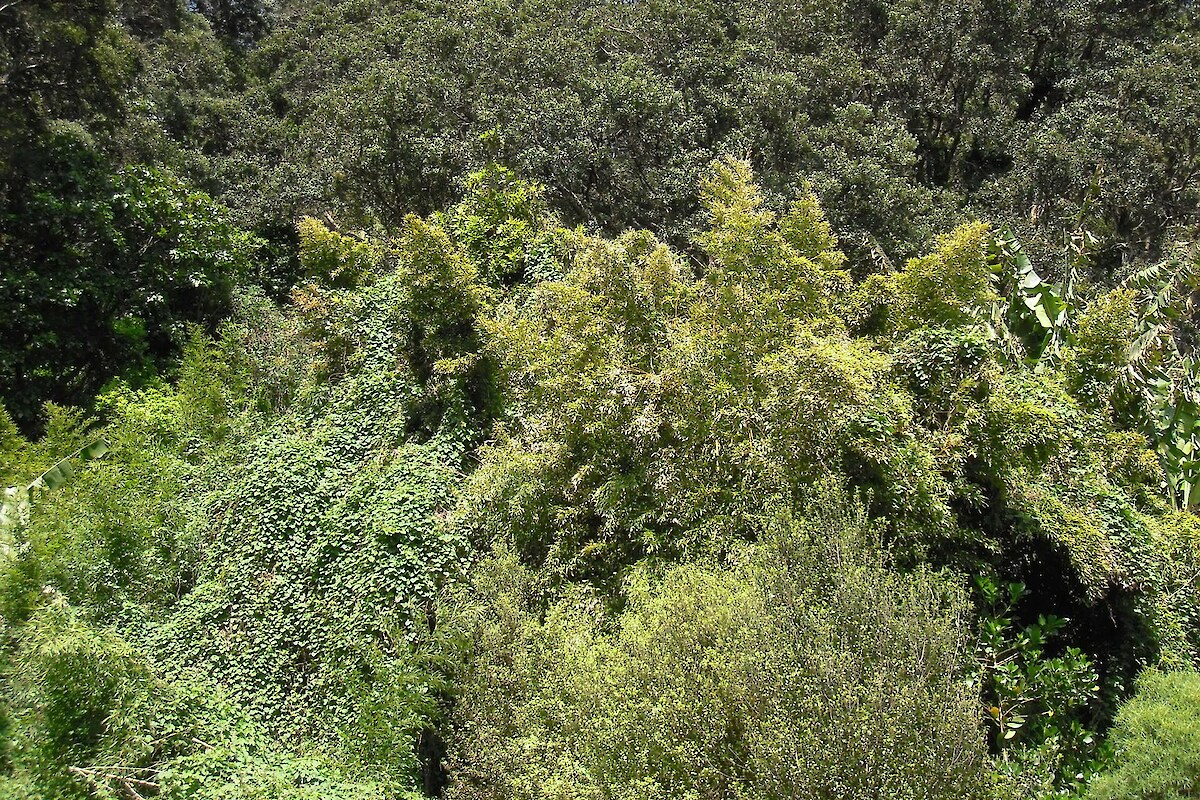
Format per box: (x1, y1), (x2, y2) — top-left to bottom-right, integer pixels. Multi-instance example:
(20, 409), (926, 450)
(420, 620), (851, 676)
(190, 0), (268, 47)
(297, 216), (383, 288)
(451, 163), (559, 285)
(0, 290), (316, 628)
(1107, 247), (1200, 510)
(141, 263), (476, 783)
(214, 0), (1199, 278)
(890, 221), (998, 332)
(444, 489), (988, 800)
(0, 600), (405, 799)
(0, 140), (261, 434)
(993, 29), (1200, 276)
(0, 201), (493, 786)
(981, 230), (1075, 366)
(0, 601), (154, 799)
(892, 326), (993, 425)
(1061, 289), (1137, 410)
(0, 0), (135, 154)
(462, 165), (1200, 746)
(0, 434), (109, 566)
(975, 578), (1103, 797)
(1087, 670), (1200, 800)
(5, 0), (1200, 797)
(0, 408), (29, 491)
(471, 159), (875, 583)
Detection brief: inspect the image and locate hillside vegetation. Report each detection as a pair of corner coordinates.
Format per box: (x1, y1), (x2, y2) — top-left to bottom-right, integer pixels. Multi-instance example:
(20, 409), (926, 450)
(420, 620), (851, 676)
(2, 1), (1200, 799)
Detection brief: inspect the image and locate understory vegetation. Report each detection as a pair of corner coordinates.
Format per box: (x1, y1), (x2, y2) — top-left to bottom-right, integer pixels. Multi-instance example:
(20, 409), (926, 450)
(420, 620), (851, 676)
(2, 1), (1200, 799)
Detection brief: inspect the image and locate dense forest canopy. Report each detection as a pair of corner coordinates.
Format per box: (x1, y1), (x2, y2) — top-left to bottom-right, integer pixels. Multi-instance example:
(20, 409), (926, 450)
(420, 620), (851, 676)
(2, 0), (1200, 798)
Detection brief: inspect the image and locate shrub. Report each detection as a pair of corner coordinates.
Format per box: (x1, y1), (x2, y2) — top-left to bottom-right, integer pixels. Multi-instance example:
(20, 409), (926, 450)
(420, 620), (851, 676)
(443, 487), (989, 800)
(0, 602), (156, 799)
(1088, 670), (1200, 800)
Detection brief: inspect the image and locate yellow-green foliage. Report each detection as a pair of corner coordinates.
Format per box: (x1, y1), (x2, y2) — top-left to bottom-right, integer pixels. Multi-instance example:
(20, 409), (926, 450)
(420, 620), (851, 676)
(467, 160), (1200, 688)
(695, 157), (839, 335)
(1061, 289), (1137, 409)
(1088, 671), (1200, 800)
(964, 371), (1151, 602)
(397, 213), (487, 375)
(780, 191), (850, 277)
(297, 216), (383, 288)
(890, 221), (997, 333)
(844, 272), (899, 335)
(444, 492), (988, 800)
(1, 602), (155, 799)
(452, 164), (558, 283)
(472, 160), (881, 579)
(1141, 513), (1200, 667)
(1102, 430), (1162, 497)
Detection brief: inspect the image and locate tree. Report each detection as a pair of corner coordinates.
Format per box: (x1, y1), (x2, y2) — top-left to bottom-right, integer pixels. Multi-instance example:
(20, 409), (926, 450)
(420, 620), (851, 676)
(0, 136), (259, 433)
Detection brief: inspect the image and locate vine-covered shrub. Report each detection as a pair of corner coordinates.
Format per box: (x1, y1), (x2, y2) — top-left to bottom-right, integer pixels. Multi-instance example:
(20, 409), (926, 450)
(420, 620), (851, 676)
(150, 235), (483, 780)
(0, 291), (311, 628)
(0, 601), (405, 799)
(0, 184), (504, 795)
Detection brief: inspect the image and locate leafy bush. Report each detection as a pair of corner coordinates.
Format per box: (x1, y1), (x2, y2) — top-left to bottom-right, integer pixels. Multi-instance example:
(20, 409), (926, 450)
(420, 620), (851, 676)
(892, 326), (993, 425)
(0, 205), (487, 791)
(0, 601), (155, 799)
(147, 263), (475, 780)
(976, 578), (1104, 796)
(0, 599), (408, 799)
